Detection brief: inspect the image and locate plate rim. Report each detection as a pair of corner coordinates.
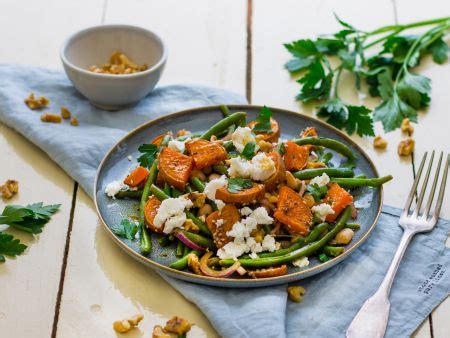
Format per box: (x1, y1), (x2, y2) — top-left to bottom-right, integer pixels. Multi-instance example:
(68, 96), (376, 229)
(94, 104), (383, 286)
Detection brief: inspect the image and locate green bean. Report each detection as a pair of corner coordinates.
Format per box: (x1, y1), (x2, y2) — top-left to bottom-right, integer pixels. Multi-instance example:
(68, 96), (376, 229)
(330, 175), (393, 187)
(189, 177), (205, 192)
(158, 236), (171, 247)
(185, 185), (193, 193)
(292, 137), (356, 159)
(220, 207), (351, 268)
(185, 211), (211, 236)
(256, 222), (328, 258)
(320, 152), (333, 164)
(220, 105), (231, 117)
(293, 167), (354, 180)
(149, 185), (211, 236)
(178, 230), (216, 250)
(115, 190), (143, 199)
(172, 187), (182, 198)
(150, 184), (168, 201)
(183, 244), (190, 256)
(176, 241), (184, 257)
(354, 174), (367, 179)
(212, 165), (228, 175)
(138, 160), (158, 254)
(201, 112), (247, 140)
(323, 246), (345, 257)
(170, 250), (201, 270)
(163, 182), (171, 197)
(346, 223), (361, 230)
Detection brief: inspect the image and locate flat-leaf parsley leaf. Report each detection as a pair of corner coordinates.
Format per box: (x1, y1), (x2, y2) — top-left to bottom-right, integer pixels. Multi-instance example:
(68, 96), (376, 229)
(137, 144), (158, 168)
(252, 106), (273, 133)
(227, 178), (253, 193)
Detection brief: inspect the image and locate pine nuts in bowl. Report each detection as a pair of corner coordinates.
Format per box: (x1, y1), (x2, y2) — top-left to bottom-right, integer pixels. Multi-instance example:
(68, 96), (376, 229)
(60, 24), (167, 111)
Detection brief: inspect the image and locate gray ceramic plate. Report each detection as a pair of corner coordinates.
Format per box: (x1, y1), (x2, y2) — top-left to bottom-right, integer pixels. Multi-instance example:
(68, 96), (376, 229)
(94, 105), (382, 287)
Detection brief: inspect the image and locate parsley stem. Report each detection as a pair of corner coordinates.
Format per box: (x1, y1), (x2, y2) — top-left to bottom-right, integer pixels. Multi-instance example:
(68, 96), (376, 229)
(367, 17), (450, 36)
(332, 66), (343, 99)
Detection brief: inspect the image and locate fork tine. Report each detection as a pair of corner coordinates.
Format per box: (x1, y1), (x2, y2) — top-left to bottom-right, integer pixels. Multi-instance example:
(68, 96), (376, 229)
(423, 152), (443, 219)
(431, 154), (449, 222)
(403, 152), (428, 217)
(412, 151), (435, 217)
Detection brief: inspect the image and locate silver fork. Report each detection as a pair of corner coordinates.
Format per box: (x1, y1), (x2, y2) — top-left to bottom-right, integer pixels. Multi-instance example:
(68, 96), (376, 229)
(346, 151), (449, 338)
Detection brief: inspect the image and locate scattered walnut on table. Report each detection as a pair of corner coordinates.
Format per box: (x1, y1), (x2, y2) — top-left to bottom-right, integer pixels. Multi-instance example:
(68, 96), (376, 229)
(164, 316), (194, 335)
(40, 113), (62, 123)
(24, 93), (49, 110)
(0, 180), (19, 199)
(373, 135), (388, 150)
(113, 313), (143, 333)
(400, 118), (414, 134)
(287, 285), (306, 303)
(152, 325), (171, 338)
(60, 106), (71, 119)
(398, 138), (415, 157)
(70, 117), (79, 126)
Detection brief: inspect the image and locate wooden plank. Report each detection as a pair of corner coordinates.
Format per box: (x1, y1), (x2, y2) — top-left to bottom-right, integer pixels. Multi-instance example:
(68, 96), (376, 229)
(394, 1), (450, 337)
(252, 1), (436, 337)
(56, 1), (246, 337)
(0, 0), (105, 337)
(0, 124), (74, 338)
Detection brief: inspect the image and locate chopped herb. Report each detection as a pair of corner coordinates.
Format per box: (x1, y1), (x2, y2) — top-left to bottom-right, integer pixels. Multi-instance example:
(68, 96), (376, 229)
(0, 232), (27, 262)
(284, 15), (450, 134)
(240, 142), (256, 160)
(318, 253), (330, 262)
(111, 219), (139, 240)
(278, 142), (286, 154)
(227, 178), (253, 193)
(137, 144), (158, 168)
(0, 203), (61, 234)
(306, 184), (328, 202)
(252, 106), (273, 133)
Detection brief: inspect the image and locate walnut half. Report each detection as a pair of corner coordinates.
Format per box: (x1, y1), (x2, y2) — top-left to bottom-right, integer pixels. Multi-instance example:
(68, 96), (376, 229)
(0, 180), (19, 199)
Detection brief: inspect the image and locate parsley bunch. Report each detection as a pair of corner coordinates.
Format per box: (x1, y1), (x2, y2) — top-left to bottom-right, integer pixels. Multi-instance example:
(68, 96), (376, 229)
(0, 203), (60, 262)
(284, 15), (449, 135)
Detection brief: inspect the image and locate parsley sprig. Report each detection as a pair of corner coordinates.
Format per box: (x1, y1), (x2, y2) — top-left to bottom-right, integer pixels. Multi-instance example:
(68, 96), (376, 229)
(285, 15), (449, 135)
(137, 144), (158, 168)
(0, 203), (61, 262)
(252, 106), (273, 133)
(111, 219), (139, 240)
(227, 178), (253, 193)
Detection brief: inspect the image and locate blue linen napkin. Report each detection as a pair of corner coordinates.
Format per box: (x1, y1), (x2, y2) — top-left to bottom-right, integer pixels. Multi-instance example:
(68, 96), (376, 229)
(0, 64), (449, 338)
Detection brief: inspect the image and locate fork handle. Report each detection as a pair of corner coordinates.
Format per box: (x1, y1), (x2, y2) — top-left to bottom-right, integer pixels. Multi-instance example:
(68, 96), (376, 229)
(346, 229), (415, 338)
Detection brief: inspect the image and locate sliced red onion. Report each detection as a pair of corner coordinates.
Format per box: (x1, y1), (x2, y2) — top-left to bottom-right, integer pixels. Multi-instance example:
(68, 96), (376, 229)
(200, 252), (240, 278)
(174, 231), (205, 252)
(299, 180), (306, 197)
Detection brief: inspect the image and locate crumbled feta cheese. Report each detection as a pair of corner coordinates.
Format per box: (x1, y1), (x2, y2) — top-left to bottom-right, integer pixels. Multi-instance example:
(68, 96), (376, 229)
(311, 203), (335, 221)
(105, 180), (127, 198)
(227, 221), (249, 238)
(215, 219), (224, 227)
(204, 175), (227, 200)
(308, 151), (318, 162)
(228, 157), (251, 178)
(127, 155), (133, 161)
(250, 207), (273, 225)
(309, 173), (330, 187)
(167, 139), (186, 153)
(215, 199), (225, 211)
(231, 127), (258, 152)
(242, 216), (258, 233)
(228, 153), (276, 182)
(250, 153), (276, 181)
(240, 207), (253, 216)
(292, 256), (310, 268)
(246, 237), (263, 253)
(249, 252), (259, 259)
(217, 240), (248, 260)
(153, 196), (193, 234)
(261, 235), (276, 252)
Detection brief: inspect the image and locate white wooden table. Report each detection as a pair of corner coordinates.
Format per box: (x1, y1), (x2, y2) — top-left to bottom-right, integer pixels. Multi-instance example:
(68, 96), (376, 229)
(1, 0), (448, 337)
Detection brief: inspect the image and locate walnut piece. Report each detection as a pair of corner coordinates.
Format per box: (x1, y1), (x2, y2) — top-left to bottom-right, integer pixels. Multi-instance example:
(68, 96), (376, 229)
(113, 313), (143, 333)
(187, 253), (202, 275)
(24, 93), (49, 110)
(152, 325), (171, 338)
(400, 118), (414, 134)
(40, 113), (62, 123)
(70, 117), (79, 126)
(373, 135), (388, 149)
(164, 316), (194, 335)
(89, 51), (148, 75)
(0, 180), (19, 199)
(287, 285), (306, 302)
(398, 138), (415, 156)
(60, 106), (71, 119)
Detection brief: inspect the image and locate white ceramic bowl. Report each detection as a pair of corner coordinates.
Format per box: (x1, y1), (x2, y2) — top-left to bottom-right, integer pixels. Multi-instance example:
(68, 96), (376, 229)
(61, 24), (167, 110)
